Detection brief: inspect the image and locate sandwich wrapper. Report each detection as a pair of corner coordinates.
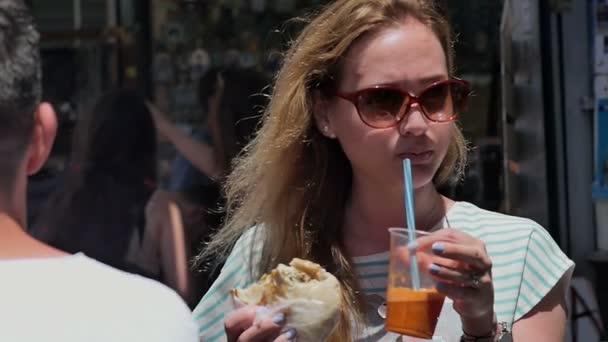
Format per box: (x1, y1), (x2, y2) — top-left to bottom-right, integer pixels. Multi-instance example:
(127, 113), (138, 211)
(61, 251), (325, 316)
(231, 258), (342, 342)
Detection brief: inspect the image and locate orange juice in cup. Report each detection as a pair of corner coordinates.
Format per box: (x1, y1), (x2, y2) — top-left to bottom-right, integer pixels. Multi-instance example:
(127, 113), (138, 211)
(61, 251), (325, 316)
(385, 228), (445, 339)
(385, 287), (445, 338)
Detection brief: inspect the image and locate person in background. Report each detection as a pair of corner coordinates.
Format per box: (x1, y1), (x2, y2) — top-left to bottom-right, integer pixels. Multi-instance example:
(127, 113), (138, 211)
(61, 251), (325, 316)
(210, 67), (270, 173)
(34, 90), (192, 302)
(166, 68), (223, 192)
(192, 0), (574, 341)
(0, 1), (197, 341)
(147, 67), (270, 305)
(150, 66), (269, 182)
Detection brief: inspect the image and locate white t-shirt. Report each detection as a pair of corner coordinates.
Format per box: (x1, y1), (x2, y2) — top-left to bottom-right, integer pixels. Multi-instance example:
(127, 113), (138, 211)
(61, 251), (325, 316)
(0, 253), (198, 342)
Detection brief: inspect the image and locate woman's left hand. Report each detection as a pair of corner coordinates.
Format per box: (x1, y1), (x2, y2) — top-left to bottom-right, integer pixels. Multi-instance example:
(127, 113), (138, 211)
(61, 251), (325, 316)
(411, 229), (494, 321)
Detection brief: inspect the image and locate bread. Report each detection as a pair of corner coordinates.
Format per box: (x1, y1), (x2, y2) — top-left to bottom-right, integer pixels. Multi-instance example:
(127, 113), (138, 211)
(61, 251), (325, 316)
(232, 258), (342, 342)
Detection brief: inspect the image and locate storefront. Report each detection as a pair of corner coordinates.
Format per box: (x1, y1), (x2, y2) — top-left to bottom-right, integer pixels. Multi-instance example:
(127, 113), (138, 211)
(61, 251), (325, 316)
(502, 0), (608, 339)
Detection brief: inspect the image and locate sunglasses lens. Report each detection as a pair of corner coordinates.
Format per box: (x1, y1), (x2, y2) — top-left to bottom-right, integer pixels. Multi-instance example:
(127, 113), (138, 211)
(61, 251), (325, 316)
(357, 88), (407, 127)
(420, 82), (469, 121)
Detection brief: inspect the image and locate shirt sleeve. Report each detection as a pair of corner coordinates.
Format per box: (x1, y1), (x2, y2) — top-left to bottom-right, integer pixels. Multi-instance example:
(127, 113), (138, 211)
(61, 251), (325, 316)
(514, 224), (575, 321)
(192, 228), (262, 342)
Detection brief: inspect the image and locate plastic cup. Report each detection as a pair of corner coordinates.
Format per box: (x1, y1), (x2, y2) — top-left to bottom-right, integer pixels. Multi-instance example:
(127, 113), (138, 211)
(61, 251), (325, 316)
(385, 228), (445, 339)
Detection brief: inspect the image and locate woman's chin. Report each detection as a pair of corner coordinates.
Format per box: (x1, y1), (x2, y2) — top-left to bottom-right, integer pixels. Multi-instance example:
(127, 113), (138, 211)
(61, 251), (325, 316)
(411, 166), (438, 189)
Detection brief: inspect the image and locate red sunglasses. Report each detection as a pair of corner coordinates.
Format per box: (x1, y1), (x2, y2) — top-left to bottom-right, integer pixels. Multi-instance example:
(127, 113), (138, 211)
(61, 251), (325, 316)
(334, 78), (471, 129)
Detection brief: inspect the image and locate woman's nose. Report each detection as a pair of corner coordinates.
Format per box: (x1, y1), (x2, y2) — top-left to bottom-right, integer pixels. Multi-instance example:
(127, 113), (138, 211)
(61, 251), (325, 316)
(398, 103), (430, 136)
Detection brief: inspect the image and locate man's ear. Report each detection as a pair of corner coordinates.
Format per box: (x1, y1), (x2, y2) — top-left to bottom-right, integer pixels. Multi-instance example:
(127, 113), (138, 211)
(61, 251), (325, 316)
(26, 102), (57, 175)
(312, 89), (336, 139)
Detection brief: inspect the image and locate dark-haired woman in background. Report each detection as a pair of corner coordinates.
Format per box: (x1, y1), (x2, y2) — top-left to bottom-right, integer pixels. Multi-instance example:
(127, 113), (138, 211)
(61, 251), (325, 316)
(34, 90), (190, 301)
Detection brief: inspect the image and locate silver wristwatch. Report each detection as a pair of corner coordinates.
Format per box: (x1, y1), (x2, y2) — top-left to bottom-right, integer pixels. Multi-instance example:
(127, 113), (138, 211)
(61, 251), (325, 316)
(460, 321), (513, 342)
(496, 322), (513, 342)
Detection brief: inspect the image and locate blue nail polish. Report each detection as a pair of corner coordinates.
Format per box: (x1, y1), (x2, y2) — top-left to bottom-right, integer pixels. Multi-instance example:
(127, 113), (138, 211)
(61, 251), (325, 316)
(407, 240), (418, 251)
(429, 263), (441, 275)
(272, 313), (286, 325)
(432, 242), (445, 255)
(283, 328), (298, 340)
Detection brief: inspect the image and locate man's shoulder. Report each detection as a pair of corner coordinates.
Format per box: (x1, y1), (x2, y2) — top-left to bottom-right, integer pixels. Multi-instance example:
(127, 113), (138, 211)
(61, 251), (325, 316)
(0, 254), (198, 341)
(78, 257), (199, 341)
(71, 255), (189, 310)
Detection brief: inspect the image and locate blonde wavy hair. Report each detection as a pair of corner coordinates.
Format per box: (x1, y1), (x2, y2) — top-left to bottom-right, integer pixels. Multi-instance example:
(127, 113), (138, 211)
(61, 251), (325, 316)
(202, 0), (467, 339)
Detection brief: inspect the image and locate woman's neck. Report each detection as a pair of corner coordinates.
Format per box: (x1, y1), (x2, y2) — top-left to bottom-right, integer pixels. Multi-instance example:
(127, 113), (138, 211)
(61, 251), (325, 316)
(343, 177), (450, 257)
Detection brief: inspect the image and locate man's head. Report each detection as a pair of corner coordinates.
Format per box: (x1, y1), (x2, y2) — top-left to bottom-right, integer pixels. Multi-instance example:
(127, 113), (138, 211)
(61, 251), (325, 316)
(0, 0), (56, 195)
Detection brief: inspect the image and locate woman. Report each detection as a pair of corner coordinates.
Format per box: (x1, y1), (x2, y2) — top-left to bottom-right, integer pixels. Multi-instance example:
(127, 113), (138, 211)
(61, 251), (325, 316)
(193, 1), (573, 341)
(150, 67), (269, 180)
(147, 67), (270, 303)
(35, 90), (191, 301)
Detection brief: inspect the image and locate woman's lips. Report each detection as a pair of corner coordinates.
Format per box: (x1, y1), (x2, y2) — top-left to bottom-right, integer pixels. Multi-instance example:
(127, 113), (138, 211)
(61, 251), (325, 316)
(397, 151), (434, 164)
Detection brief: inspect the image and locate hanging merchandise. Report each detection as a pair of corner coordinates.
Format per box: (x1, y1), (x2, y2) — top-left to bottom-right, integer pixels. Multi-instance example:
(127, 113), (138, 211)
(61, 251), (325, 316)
(239, 31), (259, 69)
(273, 0), (296, 13)
(171, 74), (199, 121)
(239, 52), (257, 69)
(597, 0), (608, 34)
(224, 49), (241, 67)
(593, 0), (608, 250)
(175, 51), (190, 74)
(153, 51), (174, 83)
(593, 97), (608, 250)
(189, 48), (211, 80)
(226, 0), (242, 15)
(596, 1), (608, 73)
(172, 81), (197, 110)
(216, 5), (236, 40)
(251, 0), (266, 13)
(164, 21), (185, 49)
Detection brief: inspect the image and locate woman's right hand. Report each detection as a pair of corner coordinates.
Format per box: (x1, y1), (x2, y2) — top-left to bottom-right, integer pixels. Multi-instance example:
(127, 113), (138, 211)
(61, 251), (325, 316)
(224, 306), (297, 342)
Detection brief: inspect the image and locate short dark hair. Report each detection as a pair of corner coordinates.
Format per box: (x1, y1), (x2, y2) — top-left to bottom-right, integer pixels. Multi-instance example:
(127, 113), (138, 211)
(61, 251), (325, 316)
(0, 0), (41, 190)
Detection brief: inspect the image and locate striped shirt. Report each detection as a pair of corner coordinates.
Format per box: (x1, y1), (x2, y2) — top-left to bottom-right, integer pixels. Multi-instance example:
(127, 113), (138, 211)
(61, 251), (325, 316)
(193, 201), (574, 341)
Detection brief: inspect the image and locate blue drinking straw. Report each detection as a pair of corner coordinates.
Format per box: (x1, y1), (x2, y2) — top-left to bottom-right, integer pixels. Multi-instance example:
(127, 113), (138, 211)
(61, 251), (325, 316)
(403, 159), (421, 290)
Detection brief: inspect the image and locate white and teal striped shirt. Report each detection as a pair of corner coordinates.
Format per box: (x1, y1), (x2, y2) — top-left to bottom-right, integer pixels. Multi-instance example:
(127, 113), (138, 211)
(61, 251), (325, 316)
(193, 201), (574, 341)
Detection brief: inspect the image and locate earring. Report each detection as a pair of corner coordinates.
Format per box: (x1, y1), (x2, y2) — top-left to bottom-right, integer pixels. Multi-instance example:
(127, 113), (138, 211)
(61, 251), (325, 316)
(322, 126), (336, 138)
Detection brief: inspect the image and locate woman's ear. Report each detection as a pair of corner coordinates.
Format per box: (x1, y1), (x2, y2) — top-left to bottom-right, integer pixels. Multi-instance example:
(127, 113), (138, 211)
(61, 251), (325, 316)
(312, 89), (336, 139)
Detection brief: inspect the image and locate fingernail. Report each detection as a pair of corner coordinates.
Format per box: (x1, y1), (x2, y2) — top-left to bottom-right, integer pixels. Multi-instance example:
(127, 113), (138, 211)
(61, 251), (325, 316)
(407, 240), (418, 251)
(429, 263), (441, 275)
(272, 313), (286, 325)
(283, 327), (297, 340)
(432, 242), (444, 255)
